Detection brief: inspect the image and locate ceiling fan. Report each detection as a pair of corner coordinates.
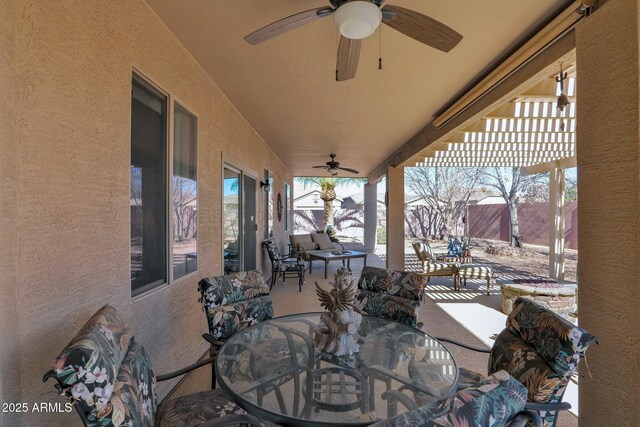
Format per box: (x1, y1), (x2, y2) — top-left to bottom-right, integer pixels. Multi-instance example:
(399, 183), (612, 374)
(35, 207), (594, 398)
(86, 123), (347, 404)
(244, 0), (463, 81)
(313, 154), (360, 176)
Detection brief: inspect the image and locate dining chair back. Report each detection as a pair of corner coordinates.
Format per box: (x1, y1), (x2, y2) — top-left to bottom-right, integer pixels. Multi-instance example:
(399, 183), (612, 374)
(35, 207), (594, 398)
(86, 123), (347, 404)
(263, 238), (305, 291)
(372, 370), (541, 427)
(42, 305), (260, 427)
(354, 266), (427, 328)
(438, 297), (599, 427)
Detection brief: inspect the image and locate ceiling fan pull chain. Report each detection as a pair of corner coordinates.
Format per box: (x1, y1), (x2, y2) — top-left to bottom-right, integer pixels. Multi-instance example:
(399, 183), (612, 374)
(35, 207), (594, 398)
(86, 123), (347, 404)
(336, 28), (340, 81)
(378, 26), (383, 70)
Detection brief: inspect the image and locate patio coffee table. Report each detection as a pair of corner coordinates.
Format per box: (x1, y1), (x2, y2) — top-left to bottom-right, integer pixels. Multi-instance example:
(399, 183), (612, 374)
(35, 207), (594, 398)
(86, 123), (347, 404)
(308, 250), (368, 279)
(216, 313), (458, 426)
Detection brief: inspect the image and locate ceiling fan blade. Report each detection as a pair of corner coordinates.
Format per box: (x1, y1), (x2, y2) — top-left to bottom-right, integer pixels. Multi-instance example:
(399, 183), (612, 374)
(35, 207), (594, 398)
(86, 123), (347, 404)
(337, 166), (360, 174)
(381, 5), (462, 52)
(336, 36), (362, 82)
(245, 7), (334, 45)
(312, 166), (328, 168)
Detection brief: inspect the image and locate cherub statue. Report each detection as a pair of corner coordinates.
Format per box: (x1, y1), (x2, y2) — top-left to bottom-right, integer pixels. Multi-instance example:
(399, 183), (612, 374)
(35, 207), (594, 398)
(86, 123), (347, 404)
(314, 269), (362, 356)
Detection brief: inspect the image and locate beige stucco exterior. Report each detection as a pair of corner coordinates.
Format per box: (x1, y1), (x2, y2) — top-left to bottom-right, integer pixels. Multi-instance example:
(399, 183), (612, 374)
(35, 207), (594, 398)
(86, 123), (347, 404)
(576, 0), (640, 424)
(386, 165), (405, 271)
(0, 1), (290, 425)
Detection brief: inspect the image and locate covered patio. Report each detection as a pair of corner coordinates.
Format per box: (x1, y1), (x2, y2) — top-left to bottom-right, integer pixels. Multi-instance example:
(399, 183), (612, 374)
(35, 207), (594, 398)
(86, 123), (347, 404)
(2, 0), (639, 426)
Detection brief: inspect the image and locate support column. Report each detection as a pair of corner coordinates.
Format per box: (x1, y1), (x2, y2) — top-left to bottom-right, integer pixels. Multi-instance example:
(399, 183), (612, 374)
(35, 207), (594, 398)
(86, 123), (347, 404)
(548, 165), (565, 281)
(386, 166), (405, 270)
(363, 181), (377, 252)
(576, 0), (640, 424)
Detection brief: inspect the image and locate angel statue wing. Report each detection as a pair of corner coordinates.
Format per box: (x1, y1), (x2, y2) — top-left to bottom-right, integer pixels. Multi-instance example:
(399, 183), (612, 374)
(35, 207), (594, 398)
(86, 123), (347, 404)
(334, 286), (356, 312)
(316, 282), (337, 312)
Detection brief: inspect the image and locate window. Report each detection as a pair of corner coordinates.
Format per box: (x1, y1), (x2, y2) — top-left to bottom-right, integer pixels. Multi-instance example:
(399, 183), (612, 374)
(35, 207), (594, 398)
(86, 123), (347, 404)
(284, 182), (290, 231)
(172, 104), (197, 280)
(131, 76), (167, 296)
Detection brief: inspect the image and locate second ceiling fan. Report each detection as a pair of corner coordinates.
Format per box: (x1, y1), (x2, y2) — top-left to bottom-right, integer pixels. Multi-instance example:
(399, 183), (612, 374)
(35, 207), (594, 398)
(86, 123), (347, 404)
(244, 0), (463, 81)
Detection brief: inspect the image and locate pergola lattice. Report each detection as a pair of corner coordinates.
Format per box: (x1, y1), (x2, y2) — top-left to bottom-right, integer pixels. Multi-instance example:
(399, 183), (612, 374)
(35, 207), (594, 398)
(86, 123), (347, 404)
(416, 75), (576, 169)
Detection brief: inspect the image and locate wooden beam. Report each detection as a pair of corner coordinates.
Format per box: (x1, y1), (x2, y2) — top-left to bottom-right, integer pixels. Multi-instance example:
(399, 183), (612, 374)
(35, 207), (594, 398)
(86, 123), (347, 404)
(368, 32), (576, 181)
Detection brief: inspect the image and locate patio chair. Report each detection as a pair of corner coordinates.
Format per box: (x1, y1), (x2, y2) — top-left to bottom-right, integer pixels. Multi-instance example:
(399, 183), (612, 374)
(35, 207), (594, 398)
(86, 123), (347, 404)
(198, 270), (275, 387)
(42, 305), (261, 427)
(434, 297), (599, 427)
(412, 241), (457, 281)
(263, 237), (305, 291)
(371, 370), (543, 427)
(354, 266), (427, 328)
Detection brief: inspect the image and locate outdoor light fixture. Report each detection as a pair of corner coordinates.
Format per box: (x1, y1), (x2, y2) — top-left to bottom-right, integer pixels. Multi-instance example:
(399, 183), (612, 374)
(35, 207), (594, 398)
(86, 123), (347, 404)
(259, 180), (271, 192)
(556, 64), (569, 132)
(328, 167), (339, 176)
(334, 1), (382, 40)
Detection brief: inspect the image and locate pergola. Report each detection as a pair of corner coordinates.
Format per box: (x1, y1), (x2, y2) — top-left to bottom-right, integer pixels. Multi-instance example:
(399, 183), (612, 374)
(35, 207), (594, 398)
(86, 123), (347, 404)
(412, 70), (577, 281)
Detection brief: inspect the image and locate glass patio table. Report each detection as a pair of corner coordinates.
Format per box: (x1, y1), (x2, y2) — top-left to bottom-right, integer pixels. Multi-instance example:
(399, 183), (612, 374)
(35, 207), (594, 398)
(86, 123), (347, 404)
(215, 313), (458, 426)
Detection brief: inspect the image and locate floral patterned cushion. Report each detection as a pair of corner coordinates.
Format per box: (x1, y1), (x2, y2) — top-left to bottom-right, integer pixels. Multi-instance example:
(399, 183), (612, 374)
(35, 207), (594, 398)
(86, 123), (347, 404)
(374, 370), (528, 427)
(357, 266), (427, 302)
(155, 389), (247, 427)
(355, 289), (420, 328)
(489, 329), (566, 404)
(50, 305), (133, 419)
(263, 238), (283, 261)
(198, 271), (270, 310)
(206, 295), (275, 341)
(506, 297), (597, 379)
(101, 340), (157, 427)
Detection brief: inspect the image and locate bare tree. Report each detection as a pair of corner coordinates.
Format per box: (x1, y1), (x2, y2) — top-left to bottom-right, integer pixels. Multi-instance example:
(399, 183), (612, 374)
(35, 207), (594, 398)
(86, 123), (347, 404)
(479, 167), (547, 247)
(172, 176), (197, 241)
(405, 166), (482, 237)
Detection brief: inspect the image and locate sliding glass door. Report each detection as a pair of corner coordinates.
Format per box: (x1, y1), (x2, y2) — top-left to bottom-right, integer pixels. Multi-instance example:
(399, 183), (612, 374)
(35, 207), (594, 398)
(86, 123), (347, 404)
(223, 165), (257, 274)
(243, 175), (257, 270)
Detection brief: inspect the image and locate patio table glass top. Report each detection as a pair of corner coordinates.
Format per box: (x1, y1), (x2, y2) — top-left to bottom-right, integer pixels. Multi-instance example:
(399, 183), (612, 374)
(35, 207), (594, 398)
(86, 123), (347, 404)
(216, 313), (458, 426)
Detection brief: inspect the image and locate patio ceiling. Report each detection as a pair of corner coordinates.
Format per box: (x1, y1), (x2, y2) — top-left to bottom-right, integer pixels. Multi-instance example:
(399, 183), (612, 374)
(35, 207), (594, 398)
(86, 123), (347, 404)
(415, 69), (577, 168)
(145, 0), (573, 176)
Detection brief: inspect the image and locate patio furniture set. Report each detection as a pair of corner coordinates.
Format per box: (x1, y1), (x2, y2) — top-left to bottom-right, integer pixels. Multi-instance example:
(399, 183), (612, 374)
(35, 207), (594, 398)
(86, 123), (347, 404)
(262, 233), (371, 292)
(43, 264), (598, 427)
(412, 241), (496, 294)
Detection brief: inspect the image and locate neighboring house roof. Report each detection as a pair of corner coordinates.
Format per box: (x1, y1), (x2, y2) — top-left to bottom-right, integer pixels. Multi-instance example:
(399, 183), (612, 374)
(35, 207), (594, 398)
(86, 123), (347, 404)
(474, 195), (507, 205)
(294, 189), (344, 210)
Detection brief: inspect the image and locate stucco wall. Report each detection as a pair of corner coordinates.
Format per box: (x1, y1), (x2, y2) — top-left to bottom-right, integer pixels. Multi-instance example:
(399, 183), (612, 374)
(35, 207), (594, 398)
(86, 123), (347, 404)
(1, 0), (22, 419)
(387, 166), (405, 270)
(576, 0), (640, 424)
(468, 202), (578, 249)
(0, 1), (290, 425)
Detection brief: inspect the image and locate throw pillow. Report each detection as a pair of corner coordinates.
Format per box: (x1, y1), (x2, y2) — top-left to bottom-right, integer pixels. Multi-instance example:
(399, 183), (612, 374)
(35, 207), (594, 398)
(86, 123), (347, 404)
(297, 242), (317, 251)
(311, 233), (334, 250)
(292, 234), (313, 244)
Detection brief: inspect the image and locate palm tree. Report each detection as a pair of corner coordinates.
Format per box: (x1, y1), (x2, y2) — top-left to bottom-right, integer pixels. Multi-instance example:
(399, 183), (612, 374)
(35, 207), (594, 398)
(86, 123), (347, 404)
(295, 177), (365, 231)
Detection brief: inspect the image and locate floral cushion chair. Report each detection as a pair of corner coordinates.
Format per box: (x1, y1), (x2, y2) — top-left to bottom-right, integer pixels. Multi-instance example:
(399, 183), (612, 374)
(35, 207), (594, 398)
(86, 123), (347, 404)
(263, 238), (305, 291)
(198, 270), (275, 387)
(372, 370), (542, 427)
(436, 297), (599, 427)
(43, 305), (261, 427)
(355, 266), (428, 328)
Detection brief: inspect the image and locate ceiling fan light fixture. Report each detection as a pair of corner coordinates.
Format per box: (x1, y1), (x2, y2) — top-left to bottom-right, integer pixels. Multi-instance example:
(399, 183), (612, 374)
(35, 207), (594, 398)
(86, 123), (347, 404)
(334, 1), (382, 40)
(328, 167), (339, 176)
